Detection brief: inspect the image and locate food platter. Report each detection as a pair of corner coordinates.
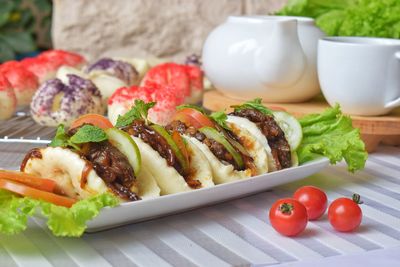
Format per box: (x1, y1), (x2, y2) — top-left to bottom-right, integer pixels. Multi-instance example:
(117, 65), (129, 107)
(85, 157), (329, 232)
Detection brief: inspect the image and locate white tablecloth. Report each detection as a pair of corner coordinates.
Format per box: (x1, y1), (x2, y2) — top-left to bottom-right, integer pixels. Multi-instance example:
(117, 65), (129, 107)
(0, 142), (400, 267)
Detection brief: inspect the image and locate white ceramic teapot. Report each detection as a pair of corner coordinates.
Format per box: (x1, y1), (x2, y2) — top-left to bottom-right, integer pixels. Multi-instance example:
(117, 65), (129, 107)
(202, 16), (325, 102)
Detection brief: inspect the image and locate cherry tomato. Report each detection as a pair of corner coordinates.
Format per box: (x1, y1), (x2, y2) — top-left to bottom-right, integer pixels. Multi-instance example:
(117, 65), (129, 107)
(293, 186), (327, 220)
(328, 194), (363, 232)
(70, 114), (113, 130)
(173, 108), (215, 129)
(0, 179), (76, 208)
(269, 198), (308, 236)
(0, 170), (56, 192)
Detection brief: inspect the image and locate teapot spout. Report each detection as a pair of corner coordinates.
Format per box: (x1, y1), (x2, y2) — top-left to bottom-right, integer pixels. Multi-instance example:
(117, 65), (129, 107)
(255, 18), (307, 88)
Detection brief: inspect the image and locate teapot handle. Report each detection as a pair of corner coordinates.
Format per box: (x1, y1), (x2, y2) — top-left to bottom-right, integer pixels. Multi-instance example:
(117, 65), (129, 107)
(384, 51), (400, 108)
(254, 19), (307, 88)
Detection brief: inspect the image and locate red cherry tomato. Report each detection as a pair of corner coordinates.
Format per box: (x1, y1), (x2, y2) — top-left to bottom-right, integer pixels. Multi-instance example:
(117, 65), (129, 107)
(328, 194), (363, 232)
(269, 198), (308, 236)
(293, 186), (328, 220)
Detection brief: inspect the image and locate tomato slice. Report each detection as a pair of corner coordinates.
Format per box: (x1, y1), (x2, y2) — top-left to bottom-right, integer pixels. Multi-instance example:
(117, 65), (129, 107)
(0, 170), (56, 192)
(173, 108), (214, 129)
(151, 125), (189, 174)
(70, 114), (113, 130)
(171, 131), (189, 168)
(0, 179), (76, 208)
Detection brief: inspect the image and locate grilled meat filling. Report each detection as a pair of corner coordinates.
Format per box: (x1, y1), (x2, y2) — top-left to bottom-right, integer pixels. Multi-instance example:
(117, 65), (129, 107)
(231, 108), (291, 169)
(122, 120), (184, 174)
(165, 120), (256, 172)
(68, 125), (140, 201)
(121, 120), (201, 188)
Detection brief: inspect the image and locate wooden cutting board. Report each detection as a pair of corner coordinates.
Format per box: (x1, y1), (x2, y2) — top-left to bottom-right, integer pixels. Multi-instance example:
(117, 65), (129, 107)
(203, 90), (400, 152)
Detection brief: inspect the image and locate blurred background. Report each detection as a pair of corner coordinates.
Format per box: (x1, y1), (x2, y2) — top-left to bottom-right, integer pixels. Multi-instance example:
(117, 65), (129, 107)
(0, 0), (52, 62)
(1, 0), (400, 63)
(0, 0), (287, 63)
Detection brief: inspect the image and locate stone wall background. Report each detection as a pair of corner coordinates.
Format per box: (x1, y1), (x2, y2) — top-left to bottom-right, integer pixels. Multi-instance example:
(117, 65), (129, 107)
(52, 0), (287, 62)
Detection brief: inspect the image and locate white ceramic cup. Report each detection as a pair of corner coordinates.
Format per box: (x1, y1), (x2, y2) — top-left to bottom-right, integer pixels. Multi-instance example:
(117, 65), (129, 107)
(318, 37), (400, 116)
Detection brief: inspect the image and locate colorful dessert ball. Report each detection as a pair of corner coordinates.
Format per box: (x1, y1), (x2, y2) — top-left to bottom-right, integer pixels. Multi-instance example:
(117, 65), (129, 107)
(21, 50), (86, 84)
(86, 58), (140, 101)
(30, 74), (104, 127)
(38, 50), (86, 69)
(0, 75), (17, 120)
(141, 62), (204, 104)
(0, 61), (39, 107)
(108, 85), (181, 126)
(113, 57), (151, 80)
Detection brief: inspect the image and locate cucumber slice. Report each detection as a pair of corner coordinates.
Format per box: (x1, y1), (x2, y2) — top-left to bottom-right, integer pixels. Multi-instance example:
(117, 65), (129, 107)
(273, 111), (303, 151)
(150, 124), (189, 173)
(105, 128), (141, 176)
(291, 152), (299, 167)
(199, 126), (244, 169)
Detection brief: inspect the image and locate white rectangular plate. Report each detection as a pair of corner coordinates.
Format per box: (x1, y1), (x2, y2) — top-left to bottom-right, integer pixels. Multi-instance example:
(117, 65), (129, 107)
(86, 157), (329, 232)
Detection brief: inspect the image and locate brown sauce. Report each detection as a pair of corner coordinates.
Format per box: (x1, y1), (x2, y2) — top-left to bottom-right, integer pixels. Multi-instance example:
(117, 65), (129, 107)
(20, 148), (42, 172)
(80, 162), (93, 189)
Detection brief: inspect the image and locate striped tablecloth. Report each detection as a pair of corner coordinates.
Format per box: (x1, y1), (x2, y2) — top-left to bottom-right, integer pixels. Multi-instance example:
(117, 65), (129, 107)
(0, 142), (400, 266)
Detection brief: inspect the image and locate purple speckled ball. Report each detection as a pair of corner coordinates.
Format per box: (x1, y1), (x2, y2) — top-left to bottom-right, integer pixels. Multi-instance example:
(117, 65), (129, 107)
(30, 74), (105, 127)
(86, 58), (138, 85)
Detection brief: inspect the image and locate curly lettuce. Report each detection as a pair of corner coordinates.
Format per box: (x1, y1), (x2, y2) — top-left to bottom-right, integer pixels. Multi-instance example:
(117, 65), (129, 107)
(0, 191), (118, 237)
(297, 104), (368, 172)
(277, 0), (400, 38)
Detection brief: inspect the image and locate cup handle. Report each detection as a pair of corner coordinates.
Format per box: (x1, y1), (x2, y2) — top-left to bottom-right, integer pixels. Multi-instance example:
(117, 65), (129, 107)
(385, 51), (400, 108)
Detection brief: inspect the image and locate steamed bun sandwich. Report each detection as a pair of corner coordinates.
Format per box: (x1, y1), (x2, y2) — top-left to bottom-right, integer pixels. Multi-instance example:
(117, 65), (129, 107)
(166, 105), (270, 184)
(228, 98), (302, 171)
(22, 116), (162, 201)
(0, 101), (368, 237)
(30, 74), (105, 127)
(0, 115), (161, 236)
(115, 99), (214, 194)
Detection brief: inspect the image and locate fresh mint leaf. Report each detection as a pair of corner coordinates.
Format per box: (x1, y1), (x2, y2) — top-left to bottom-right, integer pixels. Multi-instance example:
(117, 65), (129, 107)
(231, 98), (272, 115)
(210, 111), (230, 130)
(115, 109), (141, 128)
(176, 104), (207, 114)
(70, 125), (107, 144)
(49, 124), (69, 148)
(50, 124), (107, 150)
(116, 99), (156, 127)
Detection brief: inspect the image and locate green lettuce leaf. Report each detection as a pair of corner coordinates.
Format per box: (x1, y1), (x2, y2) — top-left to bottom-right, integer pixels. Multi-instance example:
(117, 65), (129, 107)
(0, 190), (37, 234)
(276, 0), (400, 38)
(297, 104), (367, 172)
(0, 190), (119, 237)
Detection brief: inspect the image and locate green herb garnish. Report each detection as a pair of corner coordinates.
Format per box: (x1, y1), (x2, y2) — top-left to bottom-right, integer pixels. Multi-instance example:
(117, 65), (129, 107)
(49, 124), (107, 150)
(209, 111), (230, 130)
(115, 99), (156, 127)
(231, 98), (272, 115)
(49, 124), (70, 148)
(70, 125), (107, 144)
